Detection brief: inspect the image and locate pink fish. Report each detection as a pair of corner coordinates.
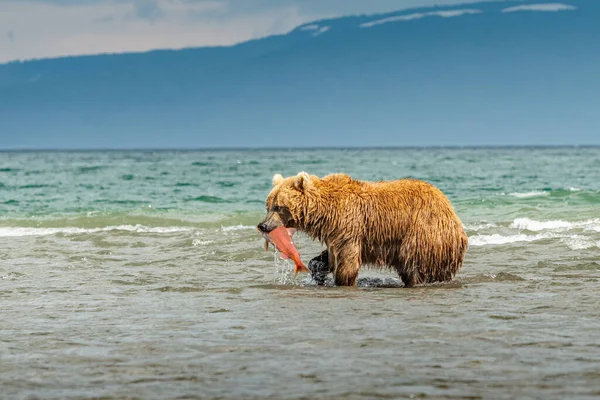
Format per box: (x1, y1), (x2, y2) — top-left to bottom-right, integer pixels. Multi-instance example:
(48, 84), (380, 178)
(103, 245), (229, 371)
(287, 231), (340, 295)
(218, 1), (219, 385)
(261, 226), (310, 275)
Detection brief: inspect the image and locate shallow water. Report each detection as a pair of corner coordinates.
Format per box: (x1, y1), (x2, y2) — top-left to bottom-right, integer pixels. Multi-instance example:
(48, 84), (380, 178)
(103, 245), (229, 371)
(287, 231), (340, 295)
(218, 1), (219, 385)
(2, 148), (600, 399)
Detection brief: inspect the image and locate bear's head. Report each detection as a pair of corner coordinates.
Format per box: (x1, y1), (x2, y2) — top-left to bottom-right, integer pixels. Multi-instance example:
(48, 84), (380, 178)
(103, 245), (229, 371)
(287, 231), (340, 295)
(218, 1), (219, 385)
(256, 171), (319, 233)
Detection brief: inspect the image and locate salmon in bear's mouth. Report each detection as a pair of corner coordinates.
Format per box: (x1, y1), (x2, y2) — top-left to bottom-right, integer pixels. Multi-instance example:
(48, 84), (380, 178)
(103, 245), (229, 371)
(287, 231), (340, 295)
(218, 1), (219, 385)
(259, 226), (310, 275)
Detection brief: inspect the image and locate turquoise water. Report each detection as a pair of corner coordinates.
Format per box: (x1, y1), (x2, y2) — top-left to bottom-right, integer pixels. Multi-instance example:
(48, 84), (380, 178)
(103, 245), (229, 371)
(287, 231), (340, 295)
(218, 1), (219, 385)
(2, 148), (600, 399)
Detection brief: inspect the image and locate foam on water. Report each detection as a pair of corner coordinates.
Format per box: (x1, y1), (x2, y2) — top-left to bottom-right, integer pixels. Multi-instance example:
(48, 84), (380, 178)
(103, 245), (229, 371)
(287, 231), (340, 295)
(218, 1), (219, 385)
(560, 236), (600, 250)
(0, 225), (196, 237)
(469, 232), (556, 246)
(0, 224), (264, 237)
(469, 232), (600, 249)
(509, 191), (549, 198)
(510, 217), (600, 232)
(220, 224), (256, 232)
(469, 217), (600, 247)
(464, 221), (498, 231)
(469, 230), (600, 248)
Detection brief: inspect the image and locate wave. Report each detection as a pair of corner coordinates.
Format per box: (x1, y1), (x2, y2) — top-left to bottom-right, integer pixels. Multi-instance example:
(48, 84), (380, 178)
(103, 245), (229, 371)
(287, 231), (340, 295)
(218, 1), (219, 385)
(0, 225), (197, 237)
(561, 236), (600, 251)
(509, 191), (549, 198)
(466, 217), (600, 234)
(469, 232), (555, 246)
(495, 188), (599, 202)
(17, 184), (55, 189)
(191, 161), (216, 167)
(185, 195), (230, 203)
(467, 216), (600, 247)
(469, 232), (600, 250)
(220, 225), (256, 232)
(510, 217), (600, 232)
(0, 210), (262, 237)
(77, 166), (106, 173)
(0, 223), (259, 237)
(0, 210), (264, 231)
(463, 221), (497, 231)
(469, 216), (600, 249)
(470, 233), (600, 250)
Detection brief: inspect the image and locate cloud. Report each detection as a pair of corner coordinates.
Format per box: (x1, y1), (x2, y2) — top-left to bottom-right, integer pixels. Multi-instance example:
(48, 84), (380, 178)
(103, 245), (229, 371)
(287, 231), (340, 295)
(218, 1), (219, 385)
(7, 30), (15, 42)
(0, 0), (305, 63)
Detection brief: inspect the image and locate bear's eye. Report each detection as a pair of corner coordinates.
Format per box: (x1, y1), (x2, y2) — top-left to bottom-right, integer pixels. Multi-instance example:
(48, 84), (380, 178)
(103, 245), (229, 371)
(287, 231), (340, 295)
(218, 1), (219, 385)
(272, 205), (282, 212)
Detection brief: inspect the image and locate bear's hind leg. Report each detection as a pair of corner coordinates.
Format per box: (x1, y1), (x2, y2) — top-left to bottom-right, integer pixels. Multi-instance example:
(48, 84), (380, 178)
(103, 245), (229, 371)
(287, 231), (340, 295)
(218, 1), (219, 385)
(399, 269), (424, 288)
(333, 243), (361, 287)
(400, 272), (415, 288)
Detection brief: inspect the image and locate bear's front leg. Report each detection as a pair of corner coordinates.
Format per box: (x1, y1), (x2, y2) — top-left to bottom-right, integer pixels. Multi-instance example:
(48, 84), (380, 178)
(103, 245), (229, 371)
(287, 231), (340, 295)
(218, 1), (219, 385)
(308, 249), (330, 285)
(333, 243), (361, 287)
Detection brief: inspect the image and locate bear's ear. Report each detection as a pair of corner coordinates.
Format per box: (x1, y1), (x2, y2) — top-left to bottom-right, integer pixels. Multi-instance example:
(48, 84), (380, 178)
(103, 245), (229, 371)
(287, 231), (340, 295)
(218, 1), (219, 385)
(294, 171), (314, 192)
(272, 173), (284, 187)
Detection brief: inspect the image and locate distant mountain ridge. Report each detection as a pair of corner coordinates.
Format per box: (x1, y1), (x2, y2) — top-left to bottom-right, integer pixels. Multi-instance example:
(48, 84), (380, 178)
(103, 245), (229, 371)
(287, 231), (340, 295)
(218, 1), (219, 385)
(1, 0), (598, 149)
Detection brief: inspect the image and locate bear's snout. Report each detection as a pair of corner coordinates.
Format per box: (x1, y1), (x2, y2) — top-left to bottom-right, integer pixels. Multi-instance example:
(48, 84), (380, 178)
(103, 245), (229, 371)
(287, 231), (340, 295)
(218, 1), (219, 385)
(257, 211), (285, 233)
(257, 222), (269, 233)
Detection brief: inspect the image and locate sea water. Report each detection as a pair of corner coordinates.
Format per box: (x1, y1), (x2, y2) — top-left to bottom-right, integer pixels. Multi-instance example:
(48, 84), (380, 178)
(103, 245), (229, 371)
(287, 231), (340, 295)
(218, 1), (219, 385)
(1, 148), (600, 399)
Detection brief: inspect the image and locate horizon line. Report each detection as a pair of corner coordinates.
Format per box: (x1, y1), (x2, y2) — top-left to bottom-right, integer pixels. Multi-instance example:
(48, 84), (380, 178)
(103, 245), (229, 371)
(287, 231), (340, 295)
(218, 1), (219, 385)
(1, 144), (599, 153)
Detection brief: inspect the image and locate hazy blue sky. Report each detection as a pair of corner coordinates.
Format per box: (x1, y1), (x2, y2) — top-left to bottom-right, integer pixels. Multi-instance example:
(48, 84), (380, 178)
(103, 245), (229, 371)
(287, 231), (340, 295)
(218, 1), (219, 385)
(0, 0), (501, 63)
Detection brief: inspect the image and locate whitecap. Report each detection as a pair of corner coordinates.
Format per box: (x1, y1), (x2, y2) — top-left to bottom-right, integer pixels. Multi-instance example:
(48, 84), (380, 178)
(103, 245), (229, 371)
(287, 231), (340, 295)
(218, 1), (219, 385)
(510, 218), (572, 231)
(220, 224), (256, 232)
(510, 218), (600, 232)
(193, 238), (214, 247)
(509, 191), (549, 198)
(0, 225), (195, 237)
(463, 221), (498, 231)
(468, 232), (554, 246)
(561, 236), (600, 251)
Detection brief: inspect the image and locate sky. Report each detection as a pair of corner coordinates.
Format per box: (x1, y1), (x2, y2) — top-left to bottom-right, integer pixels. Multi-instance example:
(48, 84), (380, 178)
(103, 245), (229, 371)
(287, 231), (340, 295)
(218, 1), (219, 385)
(0, 0), (500, 63)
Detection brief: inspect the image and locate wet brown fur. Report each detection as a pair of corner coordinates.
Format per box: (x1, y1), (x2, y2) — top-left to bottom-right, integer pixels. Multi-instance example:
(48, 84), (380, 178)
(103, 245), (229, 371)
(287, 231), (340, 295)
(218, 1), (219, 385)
(259, 172), (468, 287)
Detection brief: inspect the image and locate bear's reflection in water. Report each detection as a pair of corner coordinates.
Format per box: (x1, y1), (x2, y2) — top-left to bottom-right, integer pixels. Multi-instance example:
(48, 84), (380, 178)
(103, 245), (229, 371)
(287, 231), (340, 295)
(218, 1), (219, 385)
(306, 249), (464, 288)
(304, 276), (464, 289)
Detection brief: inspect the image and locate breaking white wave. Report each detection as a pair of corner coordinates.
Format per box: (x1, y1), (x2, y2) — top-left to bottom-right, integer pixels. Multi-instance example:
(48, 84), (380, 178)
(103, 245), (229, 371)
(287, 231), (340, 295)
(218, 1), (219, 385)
(509, 191), (549, 198)
(510, 218), (600, 232)
(220, 225), (256, 232)
(470, 232), (600, 249)
(469, 217), (600, 247)
(0, 225), (196, 237)
(502, 3), (576, 13)
(192, 238), (215, 247)
(469, 232), (555, 246)
(561, 236), (600, 251)
(464, 221), (498, 231)
(360, 9), (482, 28)
(510, 218), (571, 231)
(0, 224), (259, 237)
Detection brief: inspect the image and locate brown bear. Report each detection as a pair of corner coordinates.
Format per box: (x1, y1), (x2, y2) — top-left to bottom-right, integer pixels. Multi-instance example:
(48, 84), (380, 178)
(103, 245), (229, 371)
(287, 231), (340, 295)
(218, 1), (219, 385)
(257, 172), (468, 287)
